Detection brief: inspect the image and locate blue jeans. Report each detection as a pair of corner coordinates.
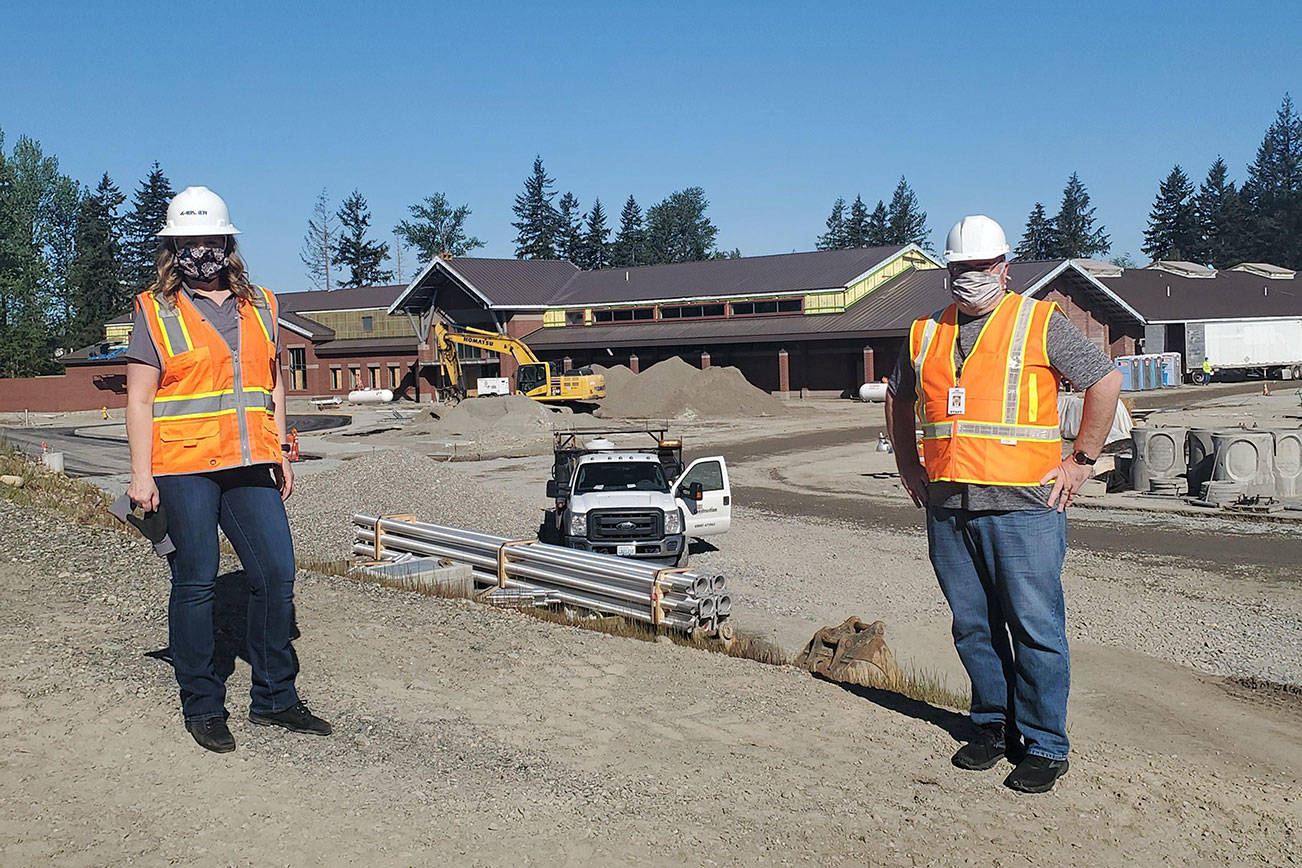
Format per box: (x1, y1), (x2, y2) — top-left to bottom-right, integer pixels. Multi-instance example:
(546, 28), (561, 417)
(155, 466), (300, 721)
(926, 506), (1070, 760)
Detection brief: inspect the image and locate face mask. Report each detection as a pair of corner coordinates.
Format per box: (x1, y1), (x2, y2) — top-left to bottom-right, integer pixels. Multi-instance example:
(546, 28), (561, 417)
(175, 243), (229, 283)
(951, 269), (1005, 315)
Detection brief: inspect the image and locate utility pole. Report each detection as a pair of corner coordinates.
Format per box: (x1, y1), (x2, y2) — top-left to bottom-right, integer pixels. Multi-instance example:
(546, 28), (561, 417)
(394, 234), (404, 283)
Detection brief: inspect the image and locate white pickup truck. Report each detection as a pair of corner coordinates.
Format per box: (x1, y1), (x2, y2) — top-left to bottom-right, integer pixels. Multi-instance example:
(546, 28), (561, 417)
(541, 430), (731, 566)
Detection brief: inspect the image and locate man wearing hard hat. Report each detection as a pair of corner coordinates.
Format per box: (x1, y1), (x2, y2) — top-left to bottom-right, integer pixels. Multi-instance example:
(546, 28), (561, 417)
(886, 216), (1122, 793)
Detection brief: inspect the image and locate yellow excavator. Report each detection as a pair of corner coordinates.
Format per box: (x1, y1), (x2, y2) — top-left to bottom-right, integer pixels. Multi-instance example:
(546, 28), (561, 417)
(431, 322), (606, 404)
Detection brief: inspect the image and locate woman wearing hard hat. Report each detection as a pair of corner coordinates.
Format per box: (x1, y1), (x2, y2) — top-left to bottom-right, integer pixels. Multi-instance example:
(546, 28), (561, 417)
(124, 186), (331, 753)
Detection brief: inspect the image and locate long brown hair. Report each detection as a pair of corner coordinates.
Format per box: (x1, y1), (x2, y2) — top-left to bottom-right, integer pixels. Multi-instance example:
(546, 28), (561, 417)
(149, 238), (262, 307)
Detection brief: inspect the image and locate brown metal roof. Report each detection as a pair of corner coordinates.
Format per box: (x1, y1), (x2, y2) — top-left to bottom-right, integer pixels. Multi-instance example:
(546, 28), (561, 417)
(1098, 268), (1302, 322)
(279, 311), (334, 339)
(277, 284), (404, 313)
(311, 336), (419, 357)
(551, 246), (911, 306)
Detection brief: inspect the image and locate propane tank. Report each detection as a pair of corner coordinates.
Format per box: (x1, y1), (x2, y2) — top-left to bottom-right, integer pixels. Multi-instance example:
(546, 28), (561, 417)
(858, 382), (888, 402)
(347, 388), (394, 404)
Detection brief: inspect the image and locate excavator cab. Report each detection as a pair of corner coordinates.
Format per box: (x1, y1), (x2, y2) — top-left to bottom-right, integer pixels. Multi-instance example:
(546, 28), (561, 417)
(516, 363), (549, 395)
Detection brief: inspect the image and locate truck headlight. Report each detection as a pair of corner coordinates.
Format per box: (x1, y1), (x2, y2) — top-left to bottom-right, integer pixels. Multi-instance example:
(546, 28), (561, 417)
(663, 508), (682, 535)
(568, 512), (587, 536)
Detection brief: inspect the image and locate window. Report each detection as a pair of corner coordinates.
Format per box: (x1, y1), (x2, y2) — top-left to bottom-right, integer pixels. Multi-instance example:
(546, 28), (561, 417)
(659, 304), (724, 320)
(457, 343), (483, 360)
(361, 315), (374, 332)
(729, 298), (803, 317)
(288, 347), (307, 391)
(593, 307), (653, 323)
(368, 366), (380, 388)
(330, 367), (342, 390)
(679, 459), (725, 492)
(574, 462), (669, 494)
(349, 366), (361, 389)
(388, 365), (400, 388)
(565, 310), (585, 326)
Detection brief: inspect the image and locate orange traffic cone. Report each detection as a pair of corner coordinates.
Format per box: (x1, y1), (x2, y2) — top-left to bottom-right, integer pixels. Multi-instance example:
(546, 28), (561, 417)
(288, 429), (300, 461)
(1263, 382), (1271, 396)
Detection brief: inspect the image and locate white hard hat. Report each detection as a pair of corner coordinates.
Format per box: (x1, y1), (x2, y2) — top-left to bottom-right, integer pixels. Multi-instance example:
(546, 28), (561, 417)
(944, 215), (1008, 263)
(157, 186), (241, 237)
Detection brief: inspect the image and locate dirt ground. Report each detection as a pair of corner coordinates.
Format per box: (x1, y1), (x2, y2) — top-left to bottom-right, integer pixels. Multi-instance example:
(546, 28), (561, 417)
(2, 383), (1301, 865)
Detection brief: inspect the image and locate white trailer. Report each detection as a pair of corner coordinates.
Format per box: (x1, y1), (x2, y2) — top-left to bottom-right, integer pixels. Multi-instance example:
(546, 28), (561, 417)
(1183, 318), (1302, 384)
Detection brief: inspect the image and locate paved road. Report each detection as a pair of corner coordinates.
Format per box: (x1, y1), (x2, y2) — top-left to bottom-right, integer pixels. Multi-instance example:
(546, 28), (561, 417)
(0, 414), (349, 477)
(716, 382), (1301, 581)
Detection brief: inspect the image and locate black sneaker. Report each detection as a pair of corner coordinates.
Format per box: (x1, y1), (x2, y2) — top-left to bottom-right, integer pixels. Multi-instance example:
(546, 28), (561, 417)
(249, 703), (333, 736)
(951, 723), (1006, 770)
(1004, 755), (1069, 794)
(185, 716), (236, 753)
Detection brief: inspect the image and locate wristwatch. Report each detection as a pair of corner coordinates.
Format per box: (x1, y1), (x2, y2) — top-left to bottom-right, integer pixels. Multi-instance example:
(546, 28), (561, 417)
(1071, 451), (1097, 466)
(280, 443), (292, 454)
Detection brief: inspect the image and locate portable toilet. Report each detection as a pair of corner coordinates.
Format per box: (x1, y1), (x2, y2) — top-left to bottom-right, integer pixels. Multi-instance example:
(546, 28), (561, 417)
(1160, 352), (1182, 387)
(1114, 356), (1134, 391)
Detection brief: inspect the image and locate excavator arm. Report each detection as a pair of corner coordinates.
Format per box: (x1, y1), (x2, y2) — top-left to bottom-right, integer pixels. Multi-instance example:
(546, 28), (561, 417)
(437, 324), (543, 366)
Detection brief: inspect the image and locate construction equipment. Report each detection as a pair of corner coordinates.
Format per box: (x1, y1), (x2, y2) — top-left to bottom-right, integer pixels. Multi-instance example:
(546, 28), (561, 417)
(795, 618), (901, 689)
(431, 322), (605, 404)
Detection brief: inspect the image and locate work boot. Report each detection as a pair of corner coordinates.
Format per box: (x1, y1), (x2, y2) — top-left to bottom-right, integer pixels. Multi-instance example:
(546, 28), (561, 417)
(951, 723), (1006, 770)
(249, 703), (333, 736)
(186, 716), (236, 753)
(1004, 755), (1069, 794)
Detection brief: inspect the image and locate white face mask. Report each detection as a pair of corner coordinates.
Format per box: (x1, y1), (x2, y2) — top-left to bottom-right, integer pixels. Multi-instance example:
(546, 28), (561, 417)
(951, 270), (1005, 315)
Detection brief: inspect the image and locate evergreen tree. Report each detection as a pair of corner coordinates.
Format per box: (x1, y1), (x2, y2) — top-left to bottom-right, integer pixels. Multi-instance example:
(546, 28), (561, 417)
(1141, 165), (1198, 261)
(574, 198), (612, 270)
(1049, 172), (1110, 258)
(332, 189), (392, 287)
(1193, 157), (1249, 268)
(67, 173), (127, 350)
(301, 188), (338, 290)
(885, 177), (928, 246)
(0, 133), (68, 375)
(120, 162), (173, 295)
(710, 247), (742, 259)
(644, 187), (720, 264)
(512, 155), (559, 259)
(817, 197), (848, 250)
(846, 196), (869, 247)
(393, 192), (483, 263)
(610, 195), (645, 267)
(865, 200), (890, 246)
(1241, 94), (1302, 267)
(1014, 202), (1057, 260)
(556, 192), (583, 262)
(44, 175), (81, 348)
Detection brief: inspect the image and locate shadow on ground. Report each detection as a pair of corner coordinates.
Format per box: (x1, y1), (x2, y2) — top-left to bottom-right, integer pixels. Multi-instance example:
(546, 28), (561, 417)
(817, 674), (972, 743)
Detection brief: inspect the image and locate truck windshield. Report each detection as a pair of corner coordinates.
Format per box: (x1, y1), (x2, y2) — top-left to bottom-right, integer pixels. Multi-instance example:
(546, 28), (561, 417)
(574, 461), (669, 494)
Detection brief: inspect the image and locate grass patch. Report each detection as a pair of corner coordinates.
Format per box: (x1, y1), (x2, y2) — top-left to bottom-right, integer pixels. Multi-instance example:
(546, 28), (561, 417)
(860, 664), (970, 712)
(0, 440), (120, 532)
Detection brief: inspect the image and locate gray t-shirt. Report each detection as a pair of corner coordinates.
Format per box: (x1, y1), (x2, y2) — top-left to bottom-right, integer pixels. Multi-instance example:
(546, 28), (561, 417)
(887, 305), (1114, 511)
(125, 286), (280, 368)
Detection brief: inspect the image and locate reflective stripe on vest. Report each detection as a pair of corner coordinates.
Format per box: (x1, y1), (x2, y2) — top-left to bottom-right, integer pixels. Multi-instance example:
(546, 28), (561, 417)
(153, 387), (275, 419)
(150, 295), (194, 356)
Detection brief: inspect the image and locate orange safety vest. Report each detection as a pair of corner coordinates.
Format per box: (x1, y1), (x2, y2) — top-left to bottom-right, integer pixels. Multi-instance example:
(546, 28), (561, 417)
(909, 292), (1061, 486)
(137, 286), (282, 476)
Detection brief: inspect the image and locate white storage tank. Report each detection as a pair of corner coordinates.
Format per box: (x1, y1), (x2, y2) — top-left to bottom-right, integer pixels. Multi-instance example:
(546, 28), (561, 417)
(1270, 429), (1302, 498)
(858, 382), (888, 402)
(1210, 431), (1276, 497)
(348, 388), (394, 404)
(1131, 427), (1187, 491)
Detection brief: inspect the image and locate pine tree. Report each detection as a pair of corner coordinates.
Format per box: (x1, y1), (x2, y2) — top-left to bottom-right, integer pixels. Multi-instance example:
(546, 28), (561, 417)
(67, 173), (127, 350)
(120, 162), (173, 295)
(1049, 172), (1110, 258)
(865, 200), (890, 246)
(817, 198), (848, 250)
(575, 198), (612, 270)
(644, 187), (719, 264)
(556, 192), (583, 262)
(301, 189), (338, 290)
(332, 189), (392, 287)
(1014, 202), (1057, 260)
(1242, 94), (1302, 267)
(393, 192), (483, 263)
(1141, 165), (1198, 261)
(846, 196), (868, 247)
(44, 175), (81, 348)
(1193, 158), (1250, 268)
(886, 177), (928, 246)
(512, 155), (559, 259)
(610, 195), (645, 267)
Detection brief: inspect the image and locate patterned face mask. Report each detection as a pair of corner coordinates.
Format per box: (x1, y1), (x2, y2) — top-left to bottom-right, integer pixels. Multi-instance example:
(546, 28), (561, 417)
(175, 242), (229, 283)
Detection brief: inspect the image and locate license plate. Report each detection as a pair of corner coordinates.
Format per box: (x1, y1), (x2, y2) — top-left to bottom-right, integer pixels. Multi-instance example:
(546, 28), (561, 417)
(616, 544), (636, 557)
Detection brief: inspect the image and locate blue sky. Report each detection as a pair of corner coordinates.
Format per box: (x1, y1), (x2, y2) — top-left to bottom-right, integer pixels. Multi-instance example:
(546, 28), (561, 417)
(2, 1), (1297, 290)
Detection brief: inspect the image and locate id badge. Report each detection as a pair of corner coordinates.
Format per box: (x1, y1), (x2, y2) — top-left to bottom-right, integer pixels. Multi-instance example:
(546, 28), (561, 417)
(947, 387), (966, 416)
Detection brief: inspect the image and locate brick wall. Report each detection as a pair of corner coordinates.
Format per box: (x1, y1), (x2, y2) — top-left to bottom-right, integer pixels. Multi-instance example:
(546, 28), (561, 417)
(0, 364), (128, 412)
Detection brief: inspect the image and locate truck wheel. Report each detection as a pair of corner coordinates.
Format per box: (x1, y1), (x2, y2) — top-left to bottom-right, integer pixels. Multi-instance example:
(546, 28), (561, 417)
(538, 509), (560, 545)
(1191, 370), (1209, 386)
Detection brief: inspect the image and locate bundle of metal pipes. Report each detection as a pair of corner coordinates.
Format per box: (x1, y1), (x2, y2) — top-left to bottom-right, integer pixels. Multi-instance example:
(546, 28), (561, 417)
(351, 514), (731, 634)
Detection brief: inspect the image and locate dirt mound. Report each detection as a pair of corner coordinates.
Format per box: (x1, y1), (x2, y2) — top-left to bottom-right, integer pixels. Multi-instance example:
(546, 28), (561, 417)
(590, 363), (636, 392)
(421, 394), (568, 434)
(596, 356), (786, 419)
